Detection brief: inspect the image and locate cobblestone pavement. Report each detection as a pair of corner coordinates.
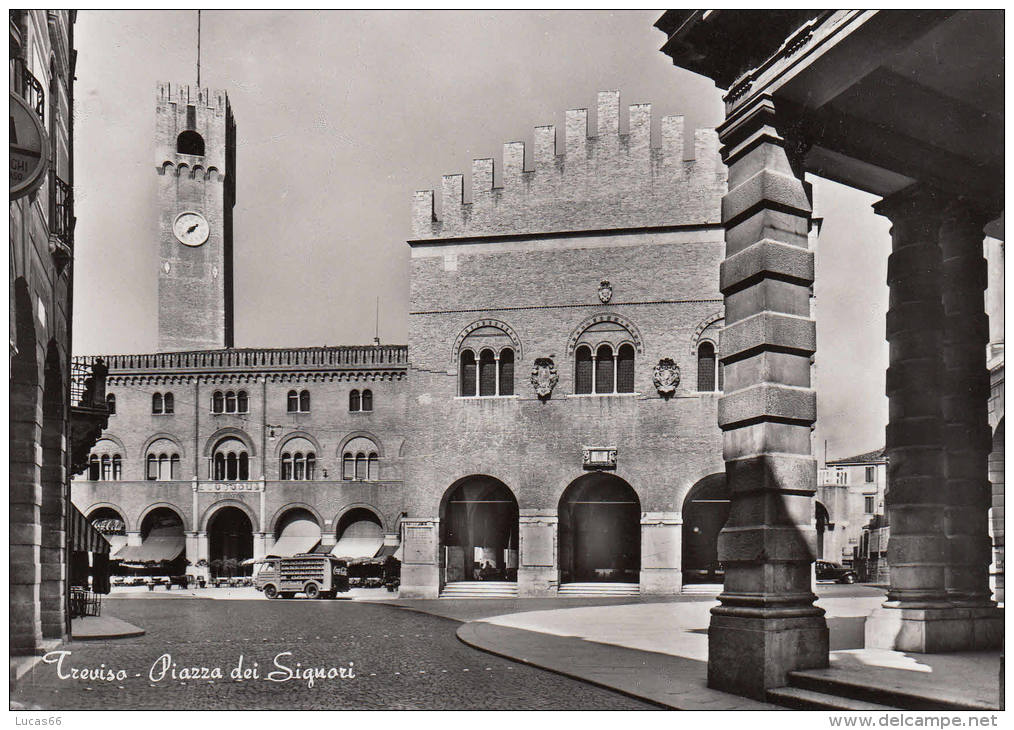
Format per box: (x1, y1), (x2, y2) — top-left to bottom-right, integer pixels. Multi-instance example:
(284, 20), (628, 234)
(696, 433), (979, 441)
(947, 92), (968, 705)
(12, 597), (656, 710)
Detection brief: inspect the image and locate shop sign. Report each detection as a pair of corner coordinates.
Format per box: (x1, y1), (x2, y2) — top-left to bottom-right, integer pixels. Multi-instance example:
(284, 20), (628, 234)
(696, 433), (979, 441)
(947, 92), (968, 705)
(198, 481), (262, 493)
(10, 93), (48, 200)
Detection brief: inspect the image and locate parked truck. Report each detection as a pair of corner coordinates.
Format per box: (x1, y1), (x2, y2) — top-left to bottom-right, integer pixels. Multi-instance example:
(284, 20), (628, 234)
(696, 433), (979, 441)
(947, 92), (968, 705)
(253, 554), (350, 599)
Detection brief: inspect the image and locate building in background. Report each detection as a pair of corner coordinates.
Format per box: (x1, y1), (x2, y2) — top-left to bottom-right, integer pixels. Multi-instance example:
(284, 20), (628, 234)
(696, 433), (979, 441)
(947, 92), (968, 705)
(818, 448), (888, 572)
(10, 9), (109, 657)
(71, 84), (408, 580)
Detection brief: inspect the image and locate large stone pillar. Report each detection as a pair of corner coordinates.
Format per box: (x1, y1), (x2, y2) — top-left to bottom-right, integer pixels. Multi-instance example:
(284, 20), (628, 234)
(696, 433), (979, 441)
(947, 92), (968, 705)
(708, 96), (827, 700)
(939, 199), (994, 608)
(641, 512), (681, 594)
(518, 509), (557, 596)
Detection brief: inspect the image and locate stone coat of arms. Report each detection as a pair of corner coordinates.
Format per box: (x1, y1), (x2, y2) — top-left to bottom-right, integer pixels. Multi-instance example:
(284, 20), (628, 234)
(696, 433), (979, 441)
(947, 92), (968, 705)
(653, 357), (681, 397)
(598, 280), (613, 304)
(530, 357), (559, 399)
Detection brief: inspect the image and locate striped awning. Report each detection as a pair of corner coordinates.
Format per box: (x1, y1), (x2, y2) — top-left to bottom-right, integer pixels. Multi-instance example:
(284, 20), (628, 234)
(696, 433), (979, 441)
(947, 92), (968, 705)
(70, 505), (110, 554)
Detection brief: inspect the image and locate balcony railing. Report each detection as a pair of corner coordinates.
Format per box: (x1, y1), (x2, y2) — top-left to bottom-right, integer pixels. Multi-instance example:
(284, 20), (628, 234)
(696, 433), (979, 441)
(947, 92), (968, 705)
(50, 174), (74, 251)
(10, 55), (44, 121)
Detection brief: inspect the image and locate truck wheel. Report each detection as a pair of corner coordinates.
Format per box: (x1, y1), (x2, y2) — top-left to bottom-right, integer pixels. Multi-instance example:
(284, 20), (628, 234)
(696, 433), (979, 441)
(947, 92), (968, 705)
(304, 583), (320, 599)
(264, 585), (278, 599)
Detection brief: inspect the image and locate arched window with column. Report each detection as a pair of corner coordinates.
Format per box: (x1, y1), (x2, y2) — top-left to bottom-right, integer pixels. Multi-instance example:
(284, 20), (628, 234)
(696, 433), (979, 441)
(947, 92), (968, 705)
(570, 316), (640, 395)
(299, 389), (310, 412)
(145, 438), (182, 480)
(349, 389), (361, 412)
(101, 454), (111, 480)
(697, 341), (717, 392)
(112, 454), (123, 480)
(152, 392), (164, 414)
(361, 389), (373, 411)
(211, 437), (250, 480)
(455, 321), (521, 398)
(341, 436), (380, 482)
(225, 391), (236, 413)
(163, 392), (174, 414)
(287, 390), (299, 413)
(89, 454), (100, 480)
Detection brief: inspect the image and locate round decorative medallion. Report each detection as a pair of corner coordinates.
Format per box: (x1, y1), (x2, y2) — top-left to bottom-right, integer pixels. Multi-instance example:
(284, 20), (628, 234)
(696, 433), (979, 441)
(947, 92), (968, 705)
(173, 211), (210, 246)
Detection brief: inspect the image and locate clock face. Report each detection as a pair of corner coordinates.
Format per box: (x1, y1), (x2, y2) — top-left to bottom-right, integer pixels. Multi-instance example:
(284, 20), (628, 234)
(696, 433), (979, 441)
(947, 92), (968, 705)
(173, 211), (210, 247)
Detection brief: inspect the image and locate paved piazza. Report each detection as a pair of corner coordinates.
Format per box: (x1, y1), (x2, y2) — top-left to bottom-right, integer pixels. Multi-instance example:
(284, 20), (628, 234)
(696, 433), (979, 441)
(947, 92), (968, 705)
(12, 596), (656, 710)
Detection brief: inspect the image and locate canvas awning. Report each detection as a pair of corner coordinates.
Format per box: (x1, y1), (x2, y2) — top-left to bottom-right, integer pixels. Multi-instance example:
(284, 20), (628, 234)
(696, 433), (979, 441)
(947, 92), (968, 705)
(268, 516), (321, 557)
(70, 505), (110, 554)
(375, 544), (400, 559)
(331, 536), (385, 559)
(113, 524), (184, 563)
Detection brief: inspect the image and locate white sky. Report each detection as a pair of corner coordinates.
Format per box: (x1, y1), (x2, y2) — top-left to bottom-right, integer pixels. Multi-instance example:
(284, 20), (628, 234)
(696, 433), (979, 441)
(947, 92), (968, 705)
(72, 9), (894, 460)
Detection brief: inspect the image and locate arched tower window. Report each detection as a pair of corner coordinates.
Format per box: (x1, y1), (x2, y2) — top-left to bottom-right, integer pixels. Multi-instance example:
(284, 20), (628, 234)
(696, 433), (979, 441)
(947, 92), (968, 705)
(146, 439), (181, 481)
(698, 342), (717, 392)
(163, 392), (174, 414)
(478, 349), (497, 396)
(225, 391), (236, 413)
(287, 390), (298, 413)
(212, 391), (224, 413)
(459, 351), (476, 397)
(349, 389), (361, 412)
(237, 391), (248, 413)
(88, 454), (100, 480)
(595, 344), (614, 394)
(617, 344), (635, 393)
(575, 346), (593, 394)
(152, 392), (163, 414)
(499, 349), (515, 396)
(361, 389), (373, 412)
(112, 454), (122, 480)
(106, 393), (116, 415)
(299, 390), (310, 412)
(176, 130), (205, 156)
(211, 437), (249, 480)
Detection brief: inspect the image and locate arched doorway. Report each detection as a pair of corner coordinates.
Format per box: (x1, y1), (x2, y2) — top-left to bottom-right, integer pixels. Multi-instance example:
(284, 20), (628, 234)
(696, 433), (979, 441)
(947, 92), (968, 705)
(558, 473), (640, 584)
(88, 507), (128, 559)
(440, 476), (519, 583)
(333, 508), (384, 558)
(271, 507), (321, 557)
(208, 507), (253, 577)
(682, 473), (730, 585)
(815, 501), (830, 561)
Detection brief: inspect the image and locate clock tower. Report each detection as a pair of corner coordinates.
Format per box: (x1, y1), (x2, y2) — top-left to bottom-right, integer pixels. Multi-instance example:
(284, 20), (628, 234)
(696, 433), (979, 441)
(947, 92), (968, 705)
(156, 82), (235, 352)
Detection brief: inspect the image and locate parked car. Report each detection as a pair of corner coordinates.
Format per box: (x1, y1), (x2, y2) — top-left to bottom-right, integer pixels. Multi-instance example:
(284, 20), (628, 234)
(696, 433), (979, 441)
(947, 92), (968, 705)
(816, 561), (858, 584)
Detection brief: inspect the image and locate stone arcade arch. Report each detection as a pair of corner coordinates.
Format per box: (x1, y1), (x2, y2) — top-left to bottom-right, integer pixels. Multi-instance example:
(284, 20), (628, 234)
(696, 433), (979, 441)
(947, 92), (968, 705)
(87, 506), (129, 557)
(681, 473), (729, 585)
(558, 473), (641, 584)
(208, 506), (254, 576)
(440, 476), (519, 584)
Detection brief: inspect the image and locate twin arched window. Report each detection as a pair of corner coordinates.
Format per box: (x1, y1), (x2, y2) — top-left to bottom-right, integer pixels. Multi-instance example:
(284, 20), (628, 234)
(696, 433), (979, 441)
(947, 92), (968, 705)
(349, 389), (373, 412)
(281, 451), (316, 480)
(574, 343), (635, 394)
(460, 348), (515, 397)
(212, 437), (250, 480)
(697, 341), (722, 392)
(212, 390), (248, 414)
(88, 453), (122, 481)
(342, 437), (380, 481)
(287, 389), (310, 413)
(152, 391), (174, 414)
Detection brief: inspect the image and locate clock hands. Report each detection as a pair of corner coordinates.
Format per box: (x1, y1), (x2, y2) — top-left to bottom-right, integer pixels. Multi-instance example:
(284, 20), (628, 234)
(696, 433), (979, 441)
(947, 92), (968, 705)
(187, 223), (199, 234)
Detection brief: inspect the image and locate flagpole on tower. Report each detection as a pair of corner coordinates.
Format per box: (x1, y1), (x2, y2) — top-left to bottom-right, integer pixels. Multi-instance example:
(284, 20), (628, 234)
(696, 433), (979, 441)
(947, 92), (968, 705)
(197, 10), (201, 88)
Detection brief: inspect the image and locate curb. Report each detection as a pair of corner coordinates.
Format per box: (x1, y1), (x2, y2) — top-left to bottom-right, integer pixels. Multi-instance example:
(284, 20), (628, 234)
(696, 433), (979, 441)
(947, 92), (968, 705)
(71, 628), (146, 641)
(455, 621), (674, 710)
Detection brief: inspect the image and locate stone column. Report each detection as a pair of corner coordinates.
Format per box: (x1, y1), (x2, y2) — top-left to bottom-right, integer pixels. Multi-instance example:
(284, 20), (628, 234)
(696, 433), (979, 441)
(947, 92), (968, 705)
(938, 199), (1003, 648)
(939, 199), (994, 607)
(708, 96), (827, 700)
(641, 512), (681, 594)
(252, 532), (271, 560)
(518, 509), (557, 596)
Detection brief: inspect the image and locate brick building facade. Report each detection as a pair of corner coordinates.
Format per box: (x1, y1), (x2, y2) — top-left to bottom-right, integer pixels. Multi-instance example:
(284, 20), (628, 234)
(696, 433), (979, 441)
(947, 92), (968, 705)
(399, 91), (728, 597)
